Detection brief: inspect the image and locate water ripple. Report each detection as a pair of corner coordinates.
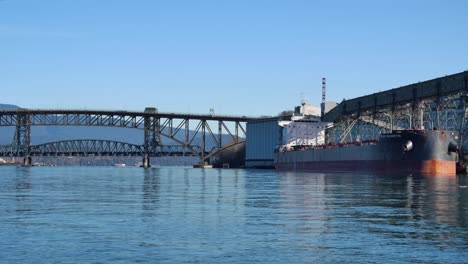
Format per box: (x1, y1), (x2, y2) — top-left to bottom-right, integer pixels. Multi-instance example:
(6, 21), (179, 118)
(0, 167), (467, 263)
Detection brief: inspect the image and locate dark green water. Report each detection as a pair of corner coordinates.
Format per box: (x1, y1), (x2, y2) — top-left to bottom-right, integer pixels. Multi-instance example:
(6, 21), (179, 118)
(0, 166), (467, 263)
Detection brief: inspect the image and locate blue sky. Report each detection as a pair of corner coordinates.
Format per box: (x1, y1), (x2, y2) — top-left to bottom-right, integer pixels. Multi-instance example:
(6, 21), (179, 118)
(0, 0), (467, 116)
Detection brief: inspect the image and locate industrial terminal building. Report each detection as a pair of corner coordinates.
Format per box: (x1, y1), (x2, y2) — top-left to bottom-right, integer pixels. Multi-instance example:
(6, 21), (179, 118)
(245, 101), (336, 168)
(245, 117), (282, 168)
(245, 71), (468, 168)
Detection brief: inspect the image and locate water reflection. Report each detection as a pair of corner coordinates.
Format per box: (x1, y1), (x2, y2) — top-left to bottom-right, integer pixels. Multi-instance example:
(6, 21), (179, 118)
(15, 167), (32, 214)
(278, 172), (468, 243)
(183, 168), (190, 214)
(200, 168), (206, 208)
(217, 169), (223, 218)
(142, 168), (160, 214)
(0, 167), (466, 263)
(243, 169), (280, 209)
(457, 176), (468, 228)
(232, 169), (240, 209)
(278, 172), (328, 235)
(410, 176), (456, 222)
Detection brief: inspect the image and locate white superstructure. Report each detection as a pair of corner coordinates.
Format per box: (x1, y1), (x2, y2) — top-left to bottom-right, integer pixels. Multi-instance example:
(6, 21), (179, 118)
(279, 102), (333, 147)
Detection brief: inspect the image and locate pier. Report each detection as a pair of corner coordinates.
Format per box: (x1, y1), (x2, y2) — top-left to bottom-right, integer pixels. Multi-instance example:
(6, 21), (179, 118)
(323, 71), (468, 148)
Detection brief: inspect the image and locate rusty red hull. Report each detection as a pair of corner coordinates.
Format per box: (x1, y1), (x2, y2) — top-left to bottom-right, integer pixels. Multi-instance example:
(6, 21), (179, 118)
(275, 160), (456, 175)
(274, 130), (459, 176)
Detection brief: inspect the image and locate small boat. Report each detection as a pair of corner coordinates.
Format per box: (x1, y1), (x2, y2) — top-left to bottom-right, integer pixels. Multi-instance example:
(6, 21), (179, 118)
(114, 163), (126, 167)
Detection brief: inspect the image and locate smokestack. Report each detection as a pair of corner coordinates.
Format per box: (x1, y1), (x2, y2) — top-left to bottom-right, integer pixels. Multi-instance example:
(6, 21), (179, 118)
(321, 77), (326, 119)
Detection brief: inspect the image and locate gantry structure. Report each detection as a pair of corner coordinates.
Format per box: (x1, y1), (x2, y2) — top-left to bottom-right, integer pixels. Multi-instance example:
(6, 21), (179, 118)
(323, 71), (468, 152)
(0, 108), (254, 167)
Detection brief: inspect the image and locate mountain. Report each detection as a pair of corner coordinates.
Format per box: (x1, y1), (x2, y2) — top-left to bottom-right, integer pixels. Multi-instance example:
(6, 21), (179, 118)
(0, 104), (19, 110)
(0, 104), (18, 144)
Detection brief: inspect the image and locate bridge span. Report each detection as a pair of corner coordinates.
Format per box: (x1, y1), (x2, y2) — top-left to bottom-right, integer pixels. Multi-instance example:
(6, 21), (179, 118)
(0, 108), (256, 167)
(0, 140), (205, 157)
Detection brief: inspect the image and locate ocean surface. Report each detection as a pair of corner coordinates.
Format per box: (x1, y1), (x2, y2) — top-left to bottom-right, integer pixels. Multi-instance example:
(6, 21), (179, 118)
(0, 166), (467, 263)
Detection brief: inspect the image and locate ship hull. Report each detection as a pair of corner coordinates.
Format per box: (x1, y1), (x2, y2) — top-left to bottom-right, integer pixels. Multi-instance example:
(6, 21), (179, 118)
(274, 130), (459, 176)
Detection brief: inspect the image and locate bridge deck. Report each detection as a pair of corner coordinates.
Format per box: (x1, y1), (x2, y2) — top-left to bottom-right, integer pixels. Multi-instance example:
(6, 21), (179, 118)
(0, 109), (257, 122)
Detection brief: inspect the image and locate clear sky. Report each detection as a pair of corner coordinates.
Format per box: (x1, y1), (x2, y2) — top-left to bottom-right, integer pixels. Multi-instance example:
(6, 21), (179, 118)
(0, 0), (467, 116)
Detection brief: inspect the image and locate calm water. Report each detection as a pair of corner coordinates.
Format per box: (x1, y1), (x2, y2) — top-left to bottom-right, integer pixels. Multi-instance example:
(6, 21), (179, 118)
(0, 167), (467, 263)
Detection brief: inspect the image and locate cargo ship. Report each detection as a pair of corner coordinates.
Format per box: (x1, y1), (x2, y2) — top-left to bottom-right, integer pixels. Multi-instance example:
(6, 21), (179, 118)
(274, 129), (459, 175)
(272, 98), (460, 175)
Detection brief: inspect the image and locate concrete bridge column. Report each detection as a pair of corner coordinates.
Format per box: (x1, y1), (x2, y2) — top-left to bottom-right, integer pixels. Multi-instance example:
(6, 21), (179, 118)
(142, 154), (150, 168)
(23, 156), (32, 166)
(194, 161), (213, 168)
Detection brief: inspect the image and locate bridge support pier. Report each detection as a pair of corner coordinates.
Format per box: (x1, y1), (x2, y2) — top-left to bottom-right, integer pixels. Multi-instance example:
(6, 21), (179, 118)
(15, 113), (31, 167)
(23, 156), (32, 166)
(142, 114), (160, 169)
(193, 161), (213, 169)
(142, 155), (150, 168)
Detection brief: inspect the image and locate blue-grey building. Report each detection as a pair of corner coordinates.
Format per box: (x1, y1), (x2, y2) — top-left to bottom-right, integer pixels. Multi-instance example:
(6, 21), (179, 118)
(245, 117), (282, 168)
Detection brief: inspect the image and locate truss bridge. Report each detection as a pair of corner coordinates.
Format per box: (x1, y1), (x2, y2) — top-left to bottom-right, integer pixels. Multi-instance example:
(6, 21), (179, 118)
(0, 139), (203, 157)
(0, 108), (255, 167)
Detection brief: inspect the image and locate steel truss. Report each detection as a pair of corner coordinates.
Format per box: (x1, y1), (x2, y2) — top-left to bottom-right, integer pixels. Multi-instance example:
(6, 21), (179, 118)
(327, 93), (468, 151)
(0, 140), (202, 157)
(0, 110), (251, 164)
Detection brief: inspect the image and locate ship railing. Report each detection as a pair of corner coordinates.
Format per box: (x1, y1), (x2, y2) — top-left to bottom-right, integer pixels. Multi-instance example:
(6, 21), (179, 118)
(277, 140), (379, 153)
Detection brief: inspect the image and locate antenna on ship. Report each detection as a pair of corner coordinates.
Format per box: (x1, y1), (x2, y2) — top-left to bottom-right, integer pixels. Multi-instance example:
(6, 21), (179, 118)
(321, 77), (326, 120)
(300, 92), (306, 105)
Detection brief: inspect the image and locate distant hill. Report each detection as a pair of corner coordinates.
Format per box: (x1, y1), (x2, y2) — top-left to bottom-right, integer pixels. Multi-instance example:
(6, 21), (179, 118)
(0, 104), (19, 110)
(0, 104), (18, 144)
